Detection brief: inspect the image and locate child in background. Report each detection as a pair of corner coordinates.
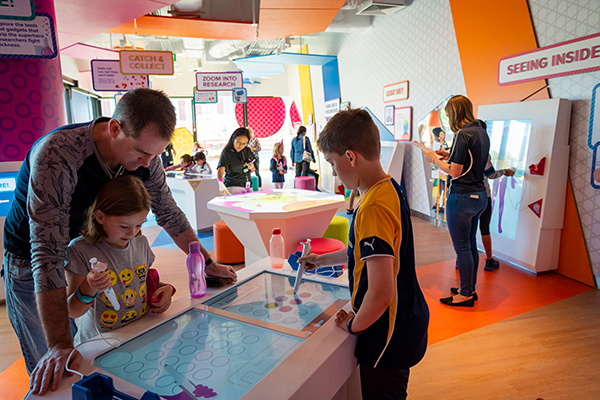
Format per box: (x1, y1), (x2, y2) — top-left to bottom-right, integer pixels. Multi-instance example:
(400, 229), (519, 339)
(165, 154), (193, 172)
(270, 141), (287, 189)
(187, 152), (212, 176)
(65, 175), (175, 345)
(299, 109), (429, 400)
(191, 141), (207, 156)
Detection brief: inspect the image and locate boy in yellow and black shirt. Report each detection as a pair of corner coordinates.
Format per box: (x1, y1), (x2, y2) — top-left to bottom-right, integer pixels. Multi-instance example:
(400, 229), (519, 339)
(301, 109), (429, 400)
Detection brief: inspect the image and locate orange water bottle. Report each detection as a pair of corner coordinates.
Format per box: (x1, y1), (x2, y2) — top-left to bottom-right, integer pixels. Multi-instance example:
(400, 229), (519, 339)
(270, 228), (285, 268)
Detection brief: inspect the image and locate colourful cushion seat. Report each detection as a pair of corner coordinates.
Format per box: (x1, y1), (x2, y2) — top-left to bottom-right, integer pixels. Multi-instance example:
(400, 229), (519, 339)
(292, 237), (345, 277)
(213, 220), (244, 264)
(294, 176), (315, 190)
(323, 215), (350, 246)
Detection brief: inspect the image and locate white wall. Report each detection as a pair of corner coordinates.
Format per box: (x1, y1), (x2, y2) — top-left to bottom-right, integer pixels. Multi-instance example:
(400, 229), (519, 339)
(308, 0), (600, 277)
(307, 0), (466, 217)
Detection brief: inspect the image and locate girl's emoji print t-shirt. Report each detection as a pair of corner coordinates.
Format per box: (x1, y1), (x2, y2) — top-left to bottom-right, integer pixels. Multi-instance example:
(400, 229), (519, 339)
(65, 235), (155, 345)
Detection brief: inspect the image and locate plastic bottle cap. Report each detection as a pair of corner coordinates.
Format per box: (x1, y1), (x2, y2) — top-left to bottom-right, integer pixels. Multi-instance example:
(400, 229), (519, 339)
(272, 228), (281, 235)
(189, 241), (201, 253)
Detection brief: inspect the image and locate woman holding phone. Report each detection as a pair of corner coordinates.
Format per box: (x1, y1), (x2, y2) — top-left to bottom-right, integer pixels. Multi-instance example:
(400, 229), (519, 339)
(217, 127), (256, 194)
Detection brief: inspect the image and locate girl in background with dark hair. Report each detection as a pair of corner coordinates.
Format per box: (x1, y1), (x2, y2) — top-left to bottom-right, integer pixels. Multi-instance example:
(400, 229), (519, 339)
(217, 127), (256, 194)
(290, 126), (315, 178)
(424, 95), (490, 307)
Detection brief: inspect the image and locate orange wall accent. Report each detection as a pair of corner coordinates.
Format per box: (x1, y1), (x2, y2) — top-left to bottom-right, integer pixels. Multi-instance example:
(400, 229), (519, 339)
(107, 16), (256, 41)
(449, 0), (549, 111)
(556, 180), (596, 287)
(258, 0), (346, 40)
(450, 0), (594, 285)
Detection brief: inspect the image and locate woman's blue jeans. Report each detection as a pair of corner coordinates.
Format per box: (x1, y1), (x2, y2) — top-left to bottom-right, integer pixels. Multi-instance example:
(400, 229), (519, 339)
(446, 191), (488, 297)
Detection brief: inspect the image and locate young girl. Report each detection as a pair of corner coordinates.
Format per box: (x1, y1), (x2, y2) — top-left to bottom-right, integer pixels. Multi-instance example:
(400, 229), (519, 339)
(65, 175), (175, 344)
(165, 154), (194, 172)
(270, 141), (287, 189)
(187, 151), (213, 176)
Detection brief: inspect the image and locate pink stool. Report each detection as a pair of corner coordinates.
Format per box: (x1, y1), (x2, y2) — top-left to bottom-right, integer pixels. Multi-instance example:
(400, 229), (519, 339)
(294, 176), (315, 190)
(295, 237), (345, 276)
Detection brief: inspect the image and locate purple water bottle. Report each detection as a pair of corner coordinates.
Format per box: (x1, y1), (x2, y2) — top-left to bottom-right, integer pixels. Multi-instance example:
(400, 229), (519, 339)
(187, 241), (207, 298)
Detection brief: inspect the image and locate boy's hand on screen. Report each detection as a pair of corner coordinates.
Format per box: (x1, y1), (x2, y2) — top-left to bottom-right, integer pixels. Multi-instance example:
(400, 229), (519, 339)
(150, 285), (173, 314)
(334, 309), (355, 331)
(86, 270), (111, 293)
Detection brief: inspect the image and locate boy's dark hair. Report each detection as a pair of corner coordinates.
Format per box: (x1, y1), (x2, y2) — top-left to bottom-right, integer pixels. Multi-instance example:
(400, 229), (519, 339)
(317, 109), (380, 161)
(112, 88), (176, 141)
(194, 152), (206, 162)
(180, 154), (193, 164)
(82, 175), (151, 243)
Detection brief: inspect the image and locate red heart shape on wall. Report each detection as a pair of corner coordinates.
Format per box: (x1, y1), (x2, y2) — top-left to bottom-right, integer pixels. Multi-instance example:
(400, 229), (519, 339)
(235, 97), (286, 138)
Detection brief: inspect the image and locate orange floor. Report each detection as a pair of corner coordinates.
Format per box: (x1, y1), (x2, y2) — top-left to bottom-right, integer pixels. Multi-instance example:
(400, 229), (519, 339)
(1, 257), (592, 399)
(0, 358), (29, 400)
(419, 256), (592, 344)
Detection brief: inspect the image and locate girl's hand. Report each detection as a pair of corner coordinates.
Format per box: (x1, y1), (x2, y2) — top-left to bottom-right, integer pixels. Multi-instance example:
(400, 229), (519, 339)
(334, 309), (355, 331)
(150, 285), (173, 314)
(279, 170), (285, 175)
(85, 270), (111, 294)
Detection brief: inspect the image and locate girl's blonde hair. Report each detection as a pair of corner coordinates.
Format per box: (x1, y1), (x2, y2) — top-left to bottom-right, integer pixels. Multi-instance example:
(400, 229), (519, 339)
(81, 175), (151, 243)
(273, 141), (285, 158)
(445, 95), (475, 133)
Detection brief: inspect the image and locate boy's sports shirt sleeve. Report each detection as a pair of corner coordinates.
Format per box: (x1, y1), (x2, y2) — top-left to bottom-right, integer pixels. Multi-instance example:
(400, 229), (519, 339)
(355, 203), (397, 260)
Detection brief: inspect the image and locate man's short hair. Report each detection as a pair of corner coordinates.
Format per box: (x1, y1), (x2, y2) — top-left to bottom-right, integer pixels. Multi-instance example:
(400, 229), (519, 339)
(112, 88), (176, 141)
(317, 109), (380, 161)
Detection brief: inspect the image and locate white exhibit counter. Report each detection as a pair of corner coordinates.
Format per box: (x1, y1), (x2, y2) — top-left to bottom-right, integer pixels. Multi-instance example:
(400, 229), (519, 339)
(166, 174), (221, 232)
(27, 258), (360, 400)
(207, 189), (345, 266)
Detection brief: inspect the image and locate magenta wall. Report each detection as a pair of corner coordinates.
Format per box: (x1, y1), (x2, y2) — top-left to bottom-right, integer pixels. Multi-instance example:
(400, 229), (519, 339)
(0, 0), (65, 162)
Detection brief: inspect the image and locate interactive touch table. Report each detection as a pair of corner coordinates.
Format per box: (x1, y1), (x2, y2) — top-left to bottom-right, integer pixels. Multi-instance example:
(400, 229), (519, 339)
(27, 259), (360, 400)
(207, 189), (345, 266)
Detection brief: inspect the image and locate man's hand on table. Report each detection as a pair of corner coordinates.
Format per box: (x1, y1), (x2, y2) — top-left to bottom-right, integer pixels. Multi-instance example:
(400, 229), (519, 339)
(30, 345), (81, 395)
(206, 261), (237, 282)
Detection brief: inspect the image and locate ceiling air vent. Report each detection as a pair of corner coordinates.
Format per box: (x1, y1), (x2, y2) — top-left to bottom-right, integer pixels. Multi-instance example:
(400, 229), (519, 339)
(356, 0), (412, 16)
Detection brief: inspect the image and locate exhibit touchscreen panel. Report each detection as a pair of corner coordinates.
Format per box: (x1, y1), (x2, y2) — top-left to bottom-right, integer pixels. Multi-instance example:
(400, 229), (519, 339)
(93, 307), (303, 400)
(417, 96), (453, 150)
(0, 171), (18, 218)
(485, 119), (532, 241)
(205, 271), (350, 334)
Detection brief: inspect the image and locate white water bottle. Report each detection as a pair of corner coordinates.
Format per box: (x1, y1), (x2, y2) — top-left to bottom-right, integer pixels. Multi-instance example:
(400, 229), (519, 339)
(270, 228), (285, 269)
(89, 258), (120, 311)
